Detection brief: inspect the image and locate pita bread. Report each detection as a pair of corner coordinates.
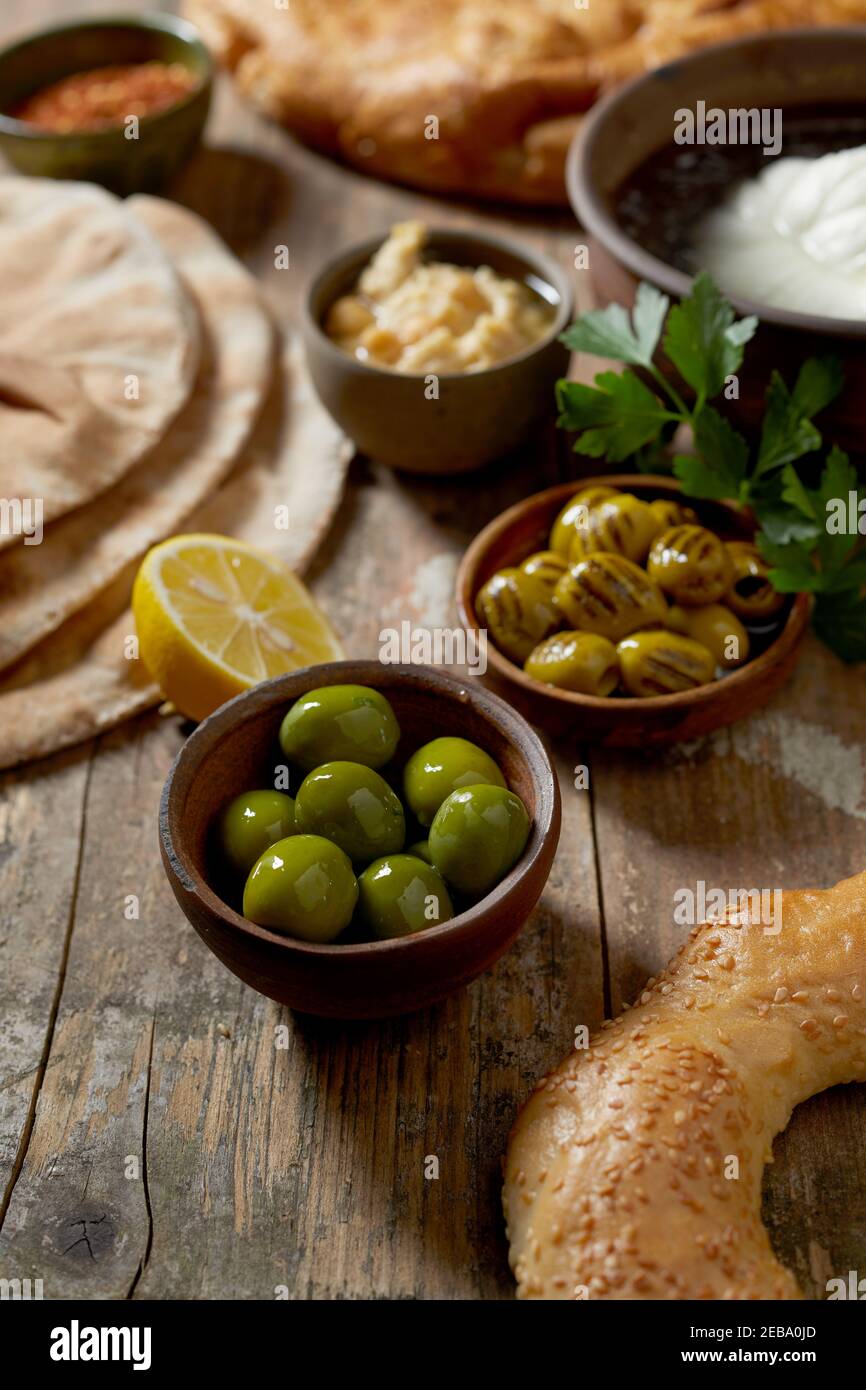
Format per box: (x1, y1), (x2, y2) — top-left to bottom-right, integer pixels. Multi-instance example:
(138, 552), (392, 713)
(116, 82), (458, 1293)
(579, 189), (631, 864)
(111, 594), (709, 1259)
(0, 346), (351, 771)
(191, 338), (352, 572)
(0, 196), (275, 673)
(0, 178), (199, 543)
(183, 0), (866, 204)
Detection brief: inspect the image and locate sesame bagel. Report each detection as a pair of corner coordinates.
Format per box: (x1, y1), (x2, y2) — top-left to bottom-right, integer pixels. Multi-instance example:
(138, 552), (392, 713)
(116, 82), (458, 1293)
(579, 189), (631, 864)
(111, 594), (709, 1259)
(503, 868), (866, 1299)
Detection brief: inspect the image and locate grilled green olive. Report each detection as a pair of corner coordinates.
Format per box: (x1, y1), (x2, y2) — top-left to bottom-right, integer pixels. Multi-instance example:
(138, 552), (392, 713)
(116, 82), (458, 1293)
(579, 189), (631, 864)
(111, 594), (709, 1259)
(520, 550), (568, 593)
(549, 486), (620, 557)
(568, 493), (662, 565)
(668, 603), (750, 668)
(524, 631), (619, 695)
(358, 854), (453, 939)
(429, 784), (530, 897)
(294, 761), (405, 863)
(218, 789), (297, 878)
(554, 553), (666, 642)
(476, 567), (560, 665)
(725, 541), (785, 621)
(616, 630), (716, 697)
(648, 498), (698, 531)
(647, 524), (734, 606)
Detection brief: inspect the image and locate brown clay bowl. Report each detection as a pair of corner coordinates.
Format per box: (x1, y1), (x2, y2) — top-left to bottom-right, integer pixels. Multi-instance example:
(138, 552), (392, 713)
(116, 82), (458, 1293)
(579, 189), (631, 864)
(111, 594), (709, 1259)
(159, 661), (561, 1019)
(302, 227), (573, 474)
(456, 475), (811, 747)
(565, 27), (866, 455)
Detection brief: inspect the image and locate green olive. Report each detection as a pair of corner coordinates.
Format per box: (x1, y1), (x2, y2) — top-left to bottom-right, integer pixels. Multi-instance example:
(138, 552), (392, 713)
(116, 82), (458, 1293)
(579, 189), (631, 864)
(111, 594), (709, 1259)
(407, 839), (432, 863)
(524, 631), (619, 695)
(358, 854), (454, 939)
(476, 567), (560, 665)
(554, 553), (666, 642)
(294, 760), (405, 863)
(724, 541), (785, 621)
(218, 789), (297, 878)
(429, 784), (530, 897)
(647, 525), (734, 606)
(403, 736), (506, 828)
(668, 603), (749, 668)
(243, 834), (358, 941)
(278, 684), (400, 771)
(520, 550), (568, 593)
(616, 630), (716, 697)
(568, 493), (662, 565)
(549, 486), (620, 556)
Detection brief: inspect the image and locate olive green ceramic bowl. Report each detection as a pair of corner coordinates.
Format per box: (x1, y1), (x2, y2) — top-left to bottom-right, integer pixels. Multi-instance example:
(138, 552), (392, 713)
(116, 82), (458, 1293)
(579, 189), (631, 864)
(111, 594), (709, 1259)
(302, 228), (573, 474)
(0, 13), (212, 194)
(160, 662), (561, 1019)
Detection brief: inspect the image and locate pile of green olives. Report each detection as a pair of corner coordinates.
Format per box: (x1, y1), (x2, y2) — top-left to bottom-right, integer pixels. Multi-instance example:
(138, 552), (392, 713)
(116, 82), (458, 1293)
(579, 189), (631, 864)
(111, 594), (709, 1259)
(213, 684), (530, 944)
(475, 485), (785, 700)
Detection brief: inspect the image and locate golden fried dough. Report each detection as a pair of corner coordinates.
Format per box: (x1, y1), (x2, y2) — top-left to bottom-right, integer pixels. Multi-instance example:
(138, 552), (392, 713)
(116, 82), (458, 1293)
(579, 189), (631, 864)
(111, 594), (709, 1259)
(185, 0), (866, 203)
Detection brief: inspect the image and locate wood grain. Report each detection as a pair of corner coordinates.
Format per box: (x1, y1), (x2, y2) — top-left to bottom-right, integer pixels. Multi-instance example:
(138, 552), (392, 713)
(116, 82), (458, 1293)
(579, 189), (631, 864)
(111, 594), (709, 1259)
(0, 0), (863, 1302)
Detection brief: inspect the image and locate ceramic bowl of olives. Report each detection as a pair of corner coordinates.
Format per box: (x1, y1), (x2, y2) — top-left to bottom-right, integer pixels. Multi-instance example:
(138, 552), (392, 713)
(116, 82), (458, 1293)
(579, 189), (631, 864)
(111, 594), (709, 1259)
(456, 475), (811, 747)
(159, 661), (561, 1018)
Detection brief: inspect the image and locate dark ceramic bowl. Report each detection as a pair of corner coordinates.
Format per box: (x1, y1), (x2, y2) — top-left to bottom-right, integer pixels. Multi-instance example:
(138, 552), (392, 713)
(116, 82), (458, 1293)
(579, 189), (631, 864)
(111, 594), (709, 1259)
(566, 27), (866, 454)
(159, 662), (561, 1019)
(302, 228), (573, 473)
(456, 475), (811, 747)
(0, 13), (212, 194)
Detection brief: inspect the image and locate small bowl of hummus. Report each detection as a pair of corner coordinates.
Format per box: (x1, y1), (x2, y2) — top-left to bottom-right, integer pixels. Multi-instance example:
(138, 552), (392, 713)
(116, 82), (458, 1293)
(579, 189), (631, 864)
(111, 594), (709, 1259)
(302, 221), (573, 473)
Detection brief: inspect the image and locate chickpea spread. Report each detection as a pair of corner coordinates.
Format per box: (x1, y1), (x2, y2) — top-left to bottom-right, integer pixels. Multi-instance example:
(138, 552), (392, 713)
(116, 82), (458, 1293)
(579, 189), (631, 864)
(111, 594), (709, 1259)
(324, 221), (555, 373)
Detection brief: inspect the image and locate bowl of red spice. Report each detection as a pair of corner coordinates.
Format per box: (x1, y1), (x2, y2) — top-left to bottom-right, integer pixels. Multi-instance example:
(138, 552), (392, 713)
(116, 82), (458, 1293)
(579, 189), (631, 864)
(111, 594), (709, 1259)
(0, 12), (212, 194)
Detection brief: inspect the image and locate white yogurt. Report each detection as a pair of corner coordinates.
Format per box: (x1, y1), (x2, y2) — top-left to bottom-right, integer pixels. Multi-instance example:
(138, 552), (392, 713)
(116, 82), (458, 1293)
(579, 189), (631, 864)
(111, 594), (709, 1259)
(693, 145), (866, 320)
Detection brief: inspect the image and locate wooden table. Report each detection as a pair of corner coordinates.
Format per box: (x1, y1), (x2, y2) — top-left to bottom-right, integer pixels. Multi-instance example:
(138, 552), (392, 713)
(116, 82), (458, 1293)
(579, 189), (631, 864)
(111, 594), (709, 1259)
(1, 0), (864, 1302)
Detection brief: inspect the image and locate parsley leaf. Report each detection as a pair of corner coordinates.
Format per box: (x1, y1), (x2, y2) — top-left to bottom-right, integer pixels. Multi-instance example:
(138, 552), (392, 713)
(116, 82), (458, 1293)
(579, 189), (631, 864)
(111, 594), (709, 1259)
(755, 534), (823, 593)
(754, 357), (841, 477)
(672, 407), (749, 500)
(556, 372), (674, 462)
(560, 282), (669, 368)
(790, 355), (844, 418)
(813, 590), (866, 662)
(663, 272), (756, 400)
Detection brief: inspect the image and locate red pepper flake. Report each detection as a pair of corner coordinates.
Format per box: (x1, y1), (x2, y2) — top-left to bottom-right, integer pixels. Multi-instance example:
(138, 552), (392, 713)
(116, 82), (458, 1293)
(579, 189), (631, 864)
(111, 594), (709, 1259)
(13, 62), (199, 134)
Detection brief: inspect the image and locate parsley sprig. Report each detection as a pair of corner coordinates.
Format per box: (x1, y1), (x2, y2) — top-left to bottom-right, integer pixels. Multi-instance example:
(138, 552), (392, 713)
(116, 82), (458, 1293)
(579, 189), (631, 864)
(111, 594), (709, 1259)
(556, 274), (866, 661)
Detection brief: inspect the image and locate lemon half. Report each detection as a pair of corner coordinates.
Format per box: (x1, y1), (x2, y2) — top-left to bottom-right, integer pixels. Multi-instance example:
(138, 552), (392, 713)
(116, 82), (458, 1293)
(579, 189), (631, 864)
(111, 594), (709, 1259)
(133, 534), (343, 721)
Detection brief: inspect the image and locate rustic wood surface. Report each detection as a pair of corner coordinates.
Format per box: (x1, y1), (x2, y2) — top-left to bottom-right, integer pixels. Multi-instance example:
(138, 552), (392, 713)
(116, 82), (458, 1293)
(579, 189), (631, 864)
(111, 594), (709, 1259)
(1, 0), (864, 1301)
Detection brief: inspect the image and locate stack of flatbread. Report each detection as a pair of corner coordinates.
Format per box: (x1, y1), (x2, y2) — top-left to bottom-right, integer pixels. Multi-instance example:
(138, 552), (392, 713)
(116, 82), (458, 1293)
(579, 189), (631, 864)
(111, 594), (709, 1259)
(0, 177), (350, 770)
(184, 0), (866, 204)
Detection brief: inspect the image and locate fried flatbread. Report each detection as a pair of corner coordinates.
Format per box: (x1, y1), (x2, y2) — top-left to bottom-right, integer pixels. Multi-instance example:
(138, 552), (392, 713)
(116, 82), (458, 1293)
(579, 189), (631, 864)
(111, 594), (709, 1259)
(183, 0), (866, 204)
(0, 178), (199, 543)
(0, 196), (274, 672)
